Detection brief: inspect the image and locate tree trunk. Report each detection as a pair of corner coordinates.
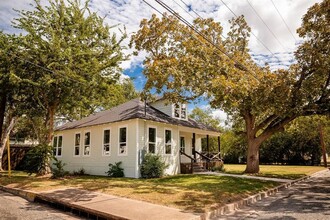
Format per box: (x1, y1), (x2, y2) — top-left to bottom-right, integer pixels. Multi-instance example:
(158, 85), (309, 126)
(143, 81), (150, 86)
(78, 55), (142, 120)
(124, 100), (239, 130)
(0, 117), (16, 171)
(0, 93), (7, 144)
(245, 138), (261, 173)
(37, 105), (56, 175)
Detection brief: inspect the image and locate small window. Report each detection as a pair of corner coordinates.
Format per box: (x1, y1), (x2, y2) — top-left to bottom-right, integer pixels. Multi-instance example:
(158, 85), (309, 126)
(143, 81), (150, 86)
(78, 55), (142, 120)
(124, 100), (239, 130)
(165, 129), (171, 154)
(181, 104), (187, 119)
(180, 136), (185, 152)
(174, 104), (180, 118)
(148, 127), (156, 153)
(53, 135), (62, 157)
(103, 129), (111, 156)
(119, 127), (127, 155)
(74, 133), (80, 156)
(84, 132), (91, 156)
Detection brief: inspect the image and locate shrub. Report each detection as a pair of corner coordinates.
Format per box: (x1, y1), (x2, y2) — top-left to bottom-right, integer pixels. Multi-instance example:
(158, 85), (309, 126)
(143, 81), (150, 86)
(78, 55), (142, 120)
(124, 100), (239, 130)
(73, 168), (86, 176)
(106, 161), (124, 177)
(140, 153), (167, 178)
(51, 158), (69, 179)
(23, 144), (53, 175)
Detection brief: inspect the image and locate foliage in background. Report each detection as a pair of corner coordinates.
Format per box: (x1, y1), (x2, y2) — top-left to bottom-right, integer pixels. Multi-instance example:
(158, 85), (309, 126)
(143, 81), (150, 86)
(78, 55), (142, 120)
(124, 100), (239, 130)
(23, 144), (53, 175)
(189, 107), (222, 153)
(140, 154), (167, 178)
(51, 158), (69, 179)
(106, 161), (125, 177)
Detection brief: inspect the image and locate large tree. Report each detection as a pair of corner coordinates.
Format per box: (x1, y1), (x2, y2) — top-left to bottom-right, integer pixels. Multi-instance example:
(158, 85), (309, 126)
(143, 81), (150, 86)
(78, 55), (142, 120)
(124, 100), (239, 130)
(12, 0), (126, 174)
(0, 32), (29, 170)
(130, 1), (329, 173)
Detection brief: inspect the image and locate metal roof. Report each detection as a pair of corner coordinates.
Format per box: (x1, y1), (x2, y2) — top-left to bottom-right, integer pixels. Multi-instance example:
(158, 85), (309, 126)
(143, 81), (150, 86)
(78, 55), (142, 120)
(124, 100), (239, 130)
(55, 98), (219, 133)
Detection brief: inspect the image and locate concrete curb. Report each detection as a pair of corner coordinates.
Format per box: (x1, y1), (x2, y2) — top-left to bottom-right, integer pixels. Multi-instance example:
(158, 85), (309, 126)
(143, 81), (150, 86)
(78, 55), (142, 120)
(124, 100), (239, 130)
(35, 193), (128, 220)
(0, 185), (37, 202)
(200, 169), (328, 220)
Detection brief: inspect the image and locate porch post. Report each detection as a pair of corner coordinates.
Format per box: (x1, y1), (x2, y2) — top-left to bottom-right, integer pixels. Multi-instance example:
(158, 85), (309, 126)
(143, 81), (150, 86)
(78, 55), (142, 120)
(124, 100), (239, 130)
(217, 136), (221, 154)
(206, 135), (209, 155)
(192, 133), (196, 161)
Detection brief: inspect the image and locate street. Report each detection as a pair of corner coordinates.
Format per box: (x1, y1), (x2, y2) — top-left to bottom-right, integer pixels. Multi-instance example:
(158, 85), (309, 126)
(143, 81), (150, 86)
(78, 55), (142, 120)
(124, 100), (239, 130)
(0, 190), (82, 220)
(217, 169), (330, 220)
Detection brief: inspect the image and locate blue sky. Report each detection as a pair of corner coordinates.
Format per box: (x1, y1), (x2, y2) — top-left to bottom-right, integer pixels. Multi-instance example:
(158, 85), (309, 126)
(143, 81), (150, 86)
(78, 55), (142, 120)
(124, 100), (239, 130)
(0, 0), (322, 122)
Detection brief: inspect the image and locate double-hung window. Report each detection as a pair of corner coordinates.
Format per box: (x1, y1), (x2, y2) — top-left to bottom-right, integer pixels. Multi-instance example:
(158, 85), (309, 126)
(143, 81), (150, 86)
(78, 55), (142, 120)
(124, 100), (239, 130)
(103, 129), (111, 156)
(53, 135), (62, 157)
(74, 133), (80, 156)
(165, 129), (172, 154)
(148, 127), (156, 153)
(119, 127), (127, 155)
(84, 132), (91, 156)
(180, 136), (185, 153)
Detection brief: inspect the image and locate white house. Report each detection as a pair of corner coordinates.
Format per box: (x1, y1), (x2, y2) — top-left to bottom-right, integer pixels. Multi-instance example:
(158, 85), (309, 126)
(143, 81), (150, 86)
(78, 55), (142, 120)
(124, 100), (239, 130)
(53, 98), (220, 178)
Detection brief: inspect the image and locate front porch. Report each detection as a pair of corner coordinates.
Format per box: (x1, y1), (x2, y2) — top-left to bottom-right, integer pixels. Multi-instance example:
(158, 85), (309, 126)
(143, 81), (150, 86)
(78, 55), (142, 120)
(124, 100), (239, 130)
(178, 129), (223, 174)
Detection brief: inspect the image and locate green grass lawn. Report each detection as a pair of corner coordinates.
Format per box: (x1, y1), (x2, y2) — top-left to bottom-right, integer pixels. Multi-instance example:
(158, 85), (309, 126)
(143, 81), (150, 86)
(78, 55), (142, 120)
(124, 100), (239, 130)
(0, 165), (324, 212)
(223, 164), (326, 179)
(0, 171), (279, 213)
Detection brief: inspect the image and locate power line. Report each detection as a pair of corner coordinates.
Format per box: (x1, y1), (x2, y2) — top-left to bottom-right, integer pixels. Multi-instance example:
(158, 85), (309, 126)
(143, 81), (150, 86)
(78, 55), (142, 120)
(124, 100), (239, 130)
(220, 0), (278, 57)
(246, 0), (286, 51)
(4, 50), (86, 85)
(175, 0), (227, 40)
(270, 0), (297, 42)
(142, 0), (260, 81)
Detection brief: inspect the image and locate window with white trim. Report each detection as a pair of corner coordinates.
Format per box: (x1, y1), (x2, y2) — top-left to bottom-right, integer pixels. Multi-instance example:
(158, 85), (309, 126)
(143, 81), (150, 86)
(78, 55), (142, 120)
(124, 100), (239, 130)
(53, 135), (62, 157)
(180, 136), (185, 153)
(173, 103), (187, 120)
(74, 133), (80, 156)
(165, 129), (172, 154)
(119, 127), (127, 155)
(83, 132), (91, 156)
(148, 127), (156, 153)
(103, 129), (111, 156)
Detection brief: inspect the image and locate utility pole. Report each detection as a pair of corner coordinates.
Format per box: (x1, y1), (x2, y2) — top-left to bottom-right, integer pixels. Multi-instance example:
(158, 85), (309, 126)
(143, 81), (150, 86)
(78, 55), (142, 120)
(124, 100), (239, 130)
(6, 135), (11, 177)
(319, 124), (327, 168)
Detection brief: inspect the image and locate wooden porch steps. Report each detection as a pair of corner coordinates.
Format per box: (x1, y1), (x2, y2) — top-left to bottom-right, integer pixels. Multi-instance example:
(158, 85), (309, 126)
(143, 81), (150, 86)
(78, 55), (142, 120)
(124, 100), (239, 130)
(192, 162), (207, 173)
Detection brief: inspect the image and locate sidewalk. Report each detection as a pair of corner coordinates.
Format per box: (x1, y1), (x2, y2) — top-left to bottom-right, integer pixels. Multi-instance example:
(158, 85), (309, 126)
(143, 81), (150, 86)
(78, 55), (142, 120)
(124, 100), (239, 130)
(0, 186), (200, 220)
(197, 171), (292, 183)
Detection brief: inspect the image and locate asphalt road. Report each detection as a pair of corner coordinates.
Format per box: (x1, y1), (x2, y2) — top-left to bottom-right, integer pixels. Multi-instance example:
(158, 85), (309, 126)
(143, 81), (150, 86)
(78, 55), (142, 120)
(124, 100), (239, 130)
(217, 169), (330, 220)
(0, 190), (83, 220)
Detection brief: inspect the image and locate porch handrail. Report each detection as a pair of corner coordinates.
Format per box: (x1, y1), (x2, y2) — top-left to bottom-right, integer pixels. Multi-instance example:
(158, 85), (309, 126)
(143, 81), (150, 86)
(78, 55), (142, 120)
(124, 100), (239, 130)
(195, 151), (212, 162)
(180, 150), (195, 162)
(210, 152), (222, 161)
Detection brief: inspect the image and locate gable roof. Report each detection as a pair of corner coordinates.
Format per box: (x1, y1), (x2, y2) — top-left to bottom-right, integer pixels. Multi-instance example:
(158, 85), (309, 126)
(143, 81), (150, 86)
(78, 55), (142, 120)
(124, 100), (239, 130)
(55, 98), (219, 133)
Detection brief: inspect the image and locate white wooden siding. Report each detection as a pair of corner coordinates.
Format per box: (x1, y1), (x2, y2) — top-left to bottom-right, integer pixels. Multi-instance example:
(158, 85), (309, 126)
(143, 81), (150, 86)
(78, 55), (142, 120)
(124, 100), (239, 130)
(54, 120), (138, 178)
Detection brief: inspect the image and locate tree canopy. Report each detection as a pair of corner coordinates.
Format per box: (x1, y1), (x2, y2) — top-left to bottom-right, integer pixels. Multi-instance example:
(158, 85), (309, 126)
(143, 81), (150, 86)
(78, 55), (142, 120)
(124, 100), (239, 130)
(0, 0), (131, 173)
(130, 0), (329, 173)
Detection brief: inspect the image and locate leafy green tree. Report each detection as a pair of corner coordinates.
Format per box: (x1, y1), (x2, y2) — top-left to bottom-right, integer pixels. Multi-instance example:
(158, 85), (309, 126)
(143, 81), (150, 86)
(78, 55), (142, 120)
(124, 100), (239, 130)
(12, 0), (127, 174)
(130, 1), (329, 173)
(189, 107), (221, 152)
(0, 32), (30, 170)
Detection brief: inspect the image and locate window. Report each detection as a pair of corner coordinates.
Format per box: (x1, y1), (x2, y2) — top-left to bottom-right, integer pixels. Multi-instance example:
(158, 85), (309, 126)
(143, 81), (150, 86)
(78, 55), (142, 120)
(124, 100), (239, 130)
(103, 129), (111, 156)
(53, 135), (62, 157)
(119, 127), (127, 155)
(148, 127), (156, 153)
(174, 104), (180, 118)
(181, 104), (187, 119)
(173, 103), (187, 119)
(84, 132), (91, 156)
(180, 136), (185, 152)
(74, 133), (80, 156)
(165, 129), (172, 154)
